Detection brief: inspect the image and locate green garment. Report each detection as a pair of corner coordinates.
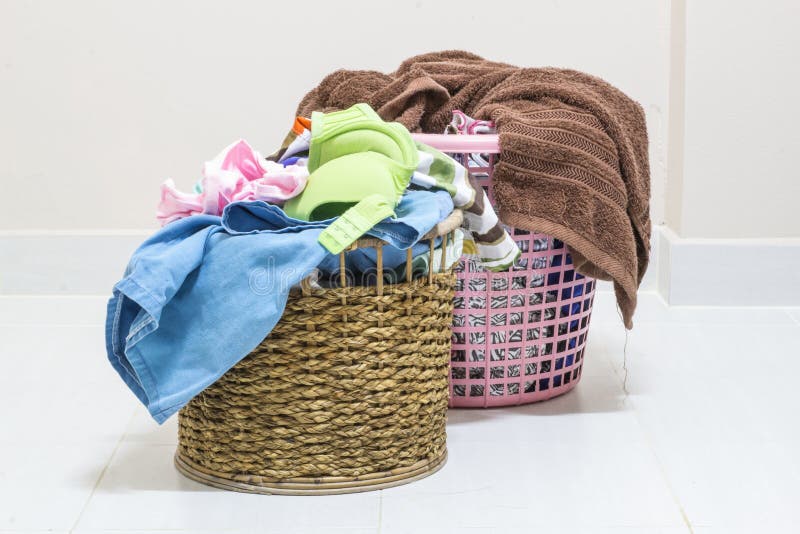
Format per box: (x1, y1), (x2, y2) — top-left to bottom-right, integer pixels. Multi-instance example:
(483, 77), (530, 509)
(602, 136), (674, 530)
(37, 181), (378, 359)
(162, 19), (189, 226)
(283, 104), (419, 254)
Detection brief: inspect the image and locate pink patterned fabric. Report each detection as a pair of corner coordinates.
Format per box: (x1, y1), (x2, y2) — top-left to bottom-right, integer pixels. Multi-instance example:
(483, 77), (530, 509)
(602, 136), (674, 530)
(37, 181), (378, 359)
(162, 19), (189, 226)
(157, 140), (308, 225)
(449, 110), (496, 135)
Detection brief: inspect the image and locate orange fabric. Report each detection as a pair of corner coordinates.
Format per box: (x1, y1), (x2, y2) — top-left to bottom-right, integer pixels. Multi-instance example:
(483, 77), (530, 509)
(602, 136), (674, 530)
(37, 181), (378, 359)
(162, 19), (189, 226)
(292, 116), (312, 135)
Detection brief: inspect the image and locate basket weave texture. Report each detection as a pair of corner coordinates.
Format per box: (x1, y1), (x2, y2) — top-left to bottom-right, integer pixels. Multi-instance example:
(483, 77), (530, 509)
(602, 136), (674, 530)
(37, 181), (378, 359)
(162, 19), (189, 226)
(176, 272), (454, 493)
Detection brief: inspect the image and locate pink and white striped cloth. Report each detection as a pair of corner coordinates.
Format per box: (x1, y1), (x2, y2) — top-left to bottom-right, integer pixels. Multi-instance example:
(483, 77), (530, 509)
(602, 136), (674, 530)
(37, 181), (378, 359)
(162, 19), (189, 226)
(157, 140), (309, 225)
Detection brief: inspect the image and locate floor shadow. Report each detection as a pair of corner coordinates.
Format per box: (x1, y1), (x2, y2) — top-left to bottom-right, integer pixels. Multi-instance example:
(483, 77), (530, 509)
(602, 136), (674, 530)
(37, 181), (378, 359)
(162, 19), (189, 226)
(93, 365), (627, 491)
(90, 442), (220, 493)
(447, 373), (629, 425)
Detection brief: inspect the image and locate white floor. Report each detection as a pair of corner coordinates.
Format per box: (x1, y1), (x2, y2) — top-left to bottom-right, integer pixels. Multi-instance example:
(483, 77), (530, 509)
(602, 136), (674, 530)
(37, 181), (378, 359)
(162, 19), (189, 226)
(1, 293), (799, 534)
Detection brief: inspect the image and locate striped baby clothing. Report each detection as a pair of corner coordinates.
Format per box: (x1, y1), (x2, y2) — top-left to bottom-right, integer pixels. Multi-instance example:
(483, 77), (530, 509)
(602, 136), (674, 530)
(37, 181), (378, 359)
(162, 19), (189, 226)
(412, 142), (519, 271)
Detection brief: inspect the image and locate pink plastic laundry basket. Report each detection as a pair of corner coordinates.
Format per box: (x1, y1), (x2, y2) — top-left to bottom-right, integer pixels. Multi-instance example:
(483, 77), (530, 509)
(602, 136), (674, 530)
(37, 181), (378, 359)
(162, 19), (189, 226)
(412, 133), (596, 408)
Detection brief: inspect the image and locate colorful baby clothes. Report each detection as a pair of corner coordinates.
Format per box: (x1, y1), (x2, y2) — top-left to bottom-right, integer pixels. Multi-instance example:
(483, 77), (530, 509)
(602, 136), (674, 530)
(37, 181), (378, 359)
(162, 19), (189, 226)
(447, 110), (497, 135)
(267, 116), (313, 163)
(288, 154), (404, 255)
(412, 141), (519, 271)
(445, 110), (496, 168)
(157, 139), (308, 225)
(106, 189), (453, 423)
(284, 104), (418, 254)
(381, 229), (464, 284)
(306, 103), (419, 173)
(271, 104), (520, 271)
(315, 189), (455, 281)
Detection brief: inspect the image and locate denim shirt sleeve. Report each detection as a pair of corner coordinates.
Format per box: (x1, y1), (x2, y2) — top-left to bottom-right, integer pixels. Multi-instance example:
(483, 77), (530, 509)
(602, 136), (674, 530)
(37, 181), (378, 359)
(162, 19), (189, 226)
(105, 216), (223, 419)
(105, 190), (453, 424)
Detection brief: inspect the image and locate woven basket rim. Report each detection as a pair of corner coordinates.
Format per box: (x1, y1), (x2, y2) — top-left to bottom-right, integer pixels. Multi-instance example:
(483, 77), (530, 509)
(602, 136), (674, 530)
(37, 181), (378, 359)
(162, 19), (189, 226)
(174, 449), (448, 495)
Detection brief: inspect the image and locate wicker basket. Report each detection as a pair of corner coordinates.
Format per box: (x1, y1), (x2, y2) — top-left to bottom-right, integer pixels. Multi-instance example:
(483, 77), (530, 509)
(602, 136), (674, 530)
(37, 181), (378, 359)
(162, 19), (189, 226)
(175, 212), (462, 495)
(412, 134), (596, 408)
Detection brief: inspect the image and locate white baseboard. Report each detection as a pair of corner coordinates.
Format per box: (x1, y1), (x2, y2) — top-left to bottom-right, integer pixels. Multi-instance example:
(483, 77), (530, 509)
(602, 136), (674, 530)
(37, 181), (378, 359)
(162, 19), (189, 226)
(2, 227), (798, 306)
(656, 225), (800, 306)
(1, 229), (660, 296)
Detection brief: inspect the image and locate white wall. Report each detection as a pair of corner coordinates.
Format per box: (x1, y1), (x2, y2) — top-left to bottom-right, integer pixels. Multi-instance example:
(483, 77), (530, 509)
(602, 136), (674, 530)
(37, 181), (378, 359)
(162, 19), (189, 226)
(656, 0), (800, 305)
(4, 0), (798, 302)
(0, 0), (669, 231)
(668, 0), (800, 238)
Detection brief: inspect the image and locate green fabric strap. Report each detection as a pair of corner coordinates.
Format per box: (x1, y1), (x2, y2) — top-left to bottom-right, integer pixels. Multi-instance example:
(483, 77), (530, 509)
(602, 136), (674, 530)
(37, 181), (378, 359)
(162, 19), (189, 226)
(317, 194), (395, 254)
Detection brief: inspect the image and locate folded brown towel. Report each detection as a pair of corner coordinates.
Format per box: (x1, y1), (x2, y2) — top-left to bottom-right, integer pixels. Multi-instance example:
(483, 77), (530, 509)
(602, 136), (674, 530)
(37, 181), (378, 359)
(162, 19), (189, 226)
(298, 51), (650, 328)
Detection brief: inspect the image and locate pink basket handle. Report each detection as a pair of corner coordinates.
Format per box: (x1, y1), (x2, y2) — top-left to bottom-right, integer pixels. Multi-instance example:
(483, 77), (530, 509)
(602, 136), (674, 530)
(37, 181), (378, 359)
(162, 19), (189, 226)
(410, 133), (500, 154)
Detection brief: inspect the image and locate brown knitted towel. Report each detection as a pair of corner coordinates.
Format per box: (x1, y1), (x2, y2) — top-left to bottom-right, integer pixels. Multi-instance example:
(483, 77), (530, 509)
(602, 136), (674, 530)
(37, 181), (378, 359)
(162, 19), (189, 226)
(297, 51), (650, 328)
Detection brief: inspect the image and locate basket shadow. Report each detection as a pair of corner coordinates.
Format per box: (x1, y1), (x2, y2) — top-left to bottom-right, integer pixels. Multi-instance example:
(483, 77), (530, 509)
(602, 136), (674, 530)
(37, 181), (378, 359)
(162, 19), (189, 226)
(94, 442), (221, 493)
(446, 372), (627, 424)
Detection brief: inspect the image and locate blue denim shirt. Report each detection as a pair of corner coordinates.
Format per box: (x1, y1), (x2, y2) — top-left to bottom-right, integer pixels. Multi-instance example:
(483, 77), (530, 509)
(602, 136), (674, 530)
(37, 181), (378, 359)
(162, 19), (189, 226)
(106, 190), (453, 423)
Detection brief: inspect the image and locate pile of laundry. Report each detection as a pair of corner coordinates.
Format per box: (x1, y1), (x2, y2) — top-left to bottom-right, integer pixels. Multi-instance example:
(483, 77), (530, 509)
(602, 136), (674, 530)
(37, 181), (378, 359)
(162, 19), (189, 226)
(298, 51), (652, 329)
(105, 103), (520, 423)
